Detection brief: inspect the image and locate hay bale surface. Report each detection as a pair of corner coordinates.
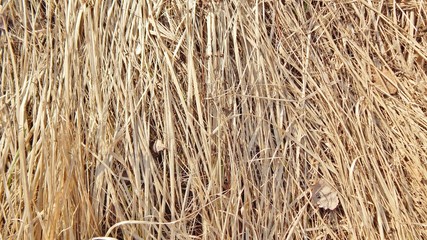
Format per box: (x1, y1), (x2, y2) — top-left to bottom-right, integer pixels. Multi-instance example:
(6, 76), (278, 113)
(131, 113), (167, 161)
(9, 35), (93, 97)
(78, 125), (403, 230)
(1, 1), (427, 239)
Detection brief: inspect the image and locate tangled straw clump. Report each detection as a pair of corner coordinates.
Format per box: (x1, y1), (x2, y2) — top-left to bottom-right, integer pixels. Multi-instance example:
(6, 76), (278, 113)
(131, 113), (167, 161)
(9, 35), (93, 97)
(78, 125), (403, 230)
(1, 0), (427, 239)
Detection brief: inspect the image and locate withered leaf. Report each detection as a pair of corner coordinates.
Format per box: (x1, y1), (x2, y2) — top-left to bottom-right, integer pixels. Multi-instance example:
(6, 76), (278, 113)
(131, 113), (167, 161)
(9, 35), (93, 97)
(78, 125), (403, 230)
(311, 179), (339, 210)
(153, 139), (166, 153)
(135, 43), (142, 55)
(371, 67), (398, 95)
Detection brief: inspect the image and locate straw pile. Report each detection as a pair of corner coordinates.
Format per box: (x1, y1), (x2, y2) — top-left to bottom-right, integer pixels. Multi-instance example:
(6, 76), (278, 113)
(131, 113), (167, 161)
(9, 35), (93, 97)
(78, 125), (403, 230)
(1, 0), (426, 239)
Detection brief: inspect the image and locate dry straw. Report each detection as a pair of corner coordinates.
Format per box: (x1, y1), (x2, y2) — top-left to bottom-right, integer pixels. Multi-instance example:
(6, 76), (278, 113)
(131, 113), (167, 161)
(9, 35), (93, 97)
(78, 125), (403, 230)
(1, 0), (427, 239)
